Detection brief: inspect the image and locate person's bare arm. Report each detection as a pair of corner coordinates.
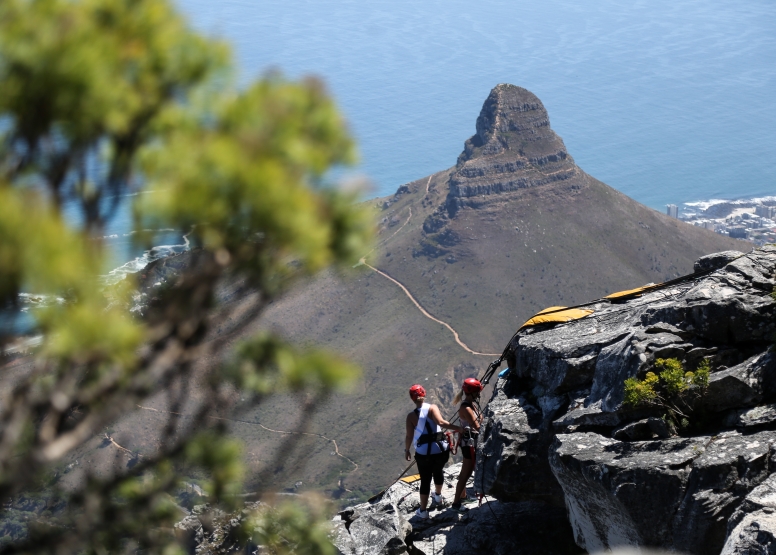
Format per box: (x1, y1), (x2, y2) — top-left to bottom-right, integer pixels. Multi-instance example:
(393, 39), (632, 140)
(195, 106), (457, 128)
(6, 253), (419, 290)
(405, 413), (415, 461)
(428, 405), (462, 433)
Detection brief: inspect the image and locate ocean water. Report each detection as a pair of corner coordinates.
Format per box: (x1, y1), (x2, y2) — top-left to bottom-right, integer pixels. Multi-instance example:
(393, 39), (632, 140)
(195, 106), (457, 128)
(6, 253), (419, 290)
(176, 0), (776, 211)
(18, 0), (776, 304)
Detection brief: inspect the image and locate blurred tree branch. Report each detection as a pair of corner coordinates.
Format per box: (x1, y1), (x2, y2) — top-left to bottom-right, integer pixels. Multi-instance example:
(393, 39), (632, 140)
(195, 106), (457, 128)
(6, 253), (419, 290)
(0, 0), (372, 552)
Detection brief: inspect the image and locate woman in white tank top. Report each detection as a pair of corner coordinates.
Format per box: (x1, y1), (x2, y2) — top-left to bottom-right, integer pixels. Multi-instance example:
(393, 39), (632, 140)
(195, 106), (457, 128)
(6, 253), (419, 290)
(404, 384), (461, 519)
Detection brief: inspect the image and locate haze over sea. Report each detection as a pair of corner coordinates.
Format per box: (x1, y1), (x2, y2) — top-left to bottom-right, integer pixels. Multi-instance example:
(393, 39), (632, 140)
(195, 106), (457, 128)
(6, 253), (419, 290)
(177, 0), (775, 212)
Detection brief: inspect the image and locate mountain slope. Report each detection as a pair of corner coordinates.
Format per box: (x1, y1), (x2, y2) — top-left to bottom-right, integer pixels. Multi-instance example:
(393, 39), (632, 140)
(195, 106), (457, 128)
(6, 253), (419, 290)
(68, 84), (747, 503)
(242, 84), (745, 498)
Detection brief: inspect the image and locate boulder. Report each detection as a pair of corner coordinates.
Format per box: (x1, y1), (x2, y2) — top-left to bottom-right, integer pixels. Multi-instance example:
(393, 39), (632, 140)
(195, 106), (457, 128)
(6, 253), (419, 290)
(329, 520), (356, 555)
(612, 417), (671, 441)
(549, 430), (776, 554)
(722, 474), (776, 555)
(174, 515), (204, 555)
(704, 352), (776, 413)
(474, 380), (565, 504)
(694, 251), (746, 273)
(347, 512), (410, 555)
(725, 403), (776, 429)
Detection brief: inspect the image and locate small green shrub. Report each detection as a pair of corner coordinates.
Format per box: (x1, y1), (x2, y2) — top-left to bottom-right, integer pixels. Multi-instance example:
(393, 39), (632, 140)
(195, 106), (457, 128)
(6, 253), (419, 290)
(623, 372), (658, 406)
(693, 359), (711, 388)
(655, 358), (686, 395)
(623, 357), (712, 432)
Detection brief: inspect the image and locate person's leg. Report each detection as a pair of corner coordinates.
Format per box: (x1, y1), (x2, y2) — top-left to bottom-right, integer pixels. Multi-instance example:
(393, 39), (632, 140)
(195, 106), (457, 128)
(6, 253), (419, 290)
(415, 454), (432, 512)
(432, 451), (448, 498)
(453, 457), (474, 506)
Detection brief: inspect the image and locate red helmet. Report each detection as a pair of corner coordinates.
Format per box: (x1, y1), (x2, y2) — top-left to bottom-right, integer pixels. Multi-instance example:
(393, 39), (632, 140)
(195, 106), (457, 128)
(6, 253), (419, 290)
(462, 378), (483, 395)
(409, 384), (426, 400)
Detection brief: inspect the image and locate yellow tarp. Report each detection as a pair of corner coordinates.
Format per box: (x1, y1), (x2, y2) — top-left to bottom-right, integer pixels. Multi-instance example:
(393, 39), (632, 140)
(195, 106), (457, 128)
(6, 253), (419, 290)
(520, 306), (594, 329)
(400, 474), (421, 484)
(604, 284), (656, 300)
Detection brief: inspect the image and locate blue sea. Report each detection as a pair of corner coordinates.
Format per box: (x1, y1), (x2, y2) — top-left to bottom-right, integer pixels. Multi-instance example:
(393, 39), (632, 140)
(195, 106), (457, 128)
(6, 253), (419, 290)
(176, 0), (775, 212)
(5, 0), (776, 339)
(38, 0), (776, 284)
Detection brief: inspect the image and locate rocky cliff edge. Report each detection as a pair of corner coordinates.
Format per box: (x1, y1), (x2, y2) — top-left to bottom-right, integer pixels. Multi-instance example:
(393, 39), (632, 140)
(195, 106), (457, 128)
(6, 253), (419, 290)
(329, 247), (776, 555)
(476, 245), (776, 554)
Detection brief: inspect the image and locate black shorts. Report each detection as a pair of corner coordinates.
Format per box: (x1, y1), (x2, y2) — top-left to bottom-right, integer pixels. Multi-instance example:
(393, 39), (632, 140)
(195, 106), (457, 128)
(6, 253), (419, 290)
(415, 450), (450, 495)
(461, 443), (476, 462)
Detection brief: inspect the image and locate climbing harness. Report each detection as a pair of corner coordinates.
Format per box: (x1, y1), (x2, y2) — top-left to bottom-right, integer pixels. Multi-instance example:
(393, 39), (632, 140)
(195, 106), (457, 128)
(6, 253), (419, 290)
(414, 403), (449, 455)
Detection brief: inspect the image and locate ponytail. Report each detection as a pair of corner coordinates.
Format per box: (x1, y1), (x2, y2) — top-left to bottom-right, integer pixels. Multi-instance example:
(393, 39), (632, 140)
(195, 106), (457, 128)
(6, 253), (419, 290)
(453, 390), (463, 406)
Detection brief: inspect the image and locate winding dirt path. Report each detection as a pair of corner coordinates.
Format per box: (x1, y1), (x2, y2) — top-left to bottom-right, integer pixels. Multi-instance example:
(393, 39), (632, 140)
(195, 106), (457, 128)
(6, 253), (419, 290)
(357, 206), (413, 265)
(385, 207), (412, 244)
(135, 404), (359, 471)
(359, 262), (499, 357)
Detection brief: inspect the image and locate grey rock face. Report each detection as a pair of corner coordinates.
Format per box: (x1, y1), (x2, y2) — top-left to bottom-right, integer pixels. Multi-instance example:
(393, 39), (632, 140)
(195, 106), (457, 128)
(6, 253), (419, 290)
(723, 474), (776, 555)
(694, 251), (747, 274)
(704, 352), (776, 413)
(474, 379), (565, 505)
(726, 403), (776, 429)
(347, 512), (410, 555)
(174, 515), (204, 554)
(612, 417), (671, 441)
(550, 431), (776, 554)
(475, 246), (776, 554)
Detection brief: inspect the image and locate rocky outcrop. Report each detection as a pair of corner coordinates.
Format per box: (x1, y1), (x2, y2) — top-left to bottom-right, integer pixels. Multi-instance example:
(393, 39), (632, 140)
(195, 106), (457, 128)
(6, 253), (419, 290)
(723, 473), (776, 554)
(442, 84), (588, 217)
(475, 246), (776, 554)
(331, 463), (581, 555)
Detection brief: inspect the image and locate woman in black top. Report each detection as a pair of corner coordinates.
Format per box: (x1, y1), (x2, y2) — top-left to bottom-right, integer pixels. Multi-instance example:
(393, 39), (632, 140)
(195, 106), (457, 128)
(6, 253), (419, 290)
(451, 378), (484, 512)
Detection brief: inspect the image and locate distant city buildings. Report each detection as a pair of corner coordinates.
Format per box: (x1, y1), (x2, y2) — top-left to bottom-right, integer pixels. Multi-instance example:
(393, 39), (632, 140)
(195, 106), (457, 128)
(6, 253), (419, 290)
(756, 205), (776, 219)
(674, 197), (776, 246)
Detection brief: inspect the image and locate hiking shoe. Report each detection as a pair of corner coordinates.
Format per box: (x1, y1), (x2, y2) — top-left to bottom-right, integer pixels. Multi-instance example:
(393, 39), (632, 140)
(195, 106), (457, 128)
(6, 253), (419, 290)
(415, 508), (430, 519)
(431, 492), (445, 506)
(450, 503), (468, 513)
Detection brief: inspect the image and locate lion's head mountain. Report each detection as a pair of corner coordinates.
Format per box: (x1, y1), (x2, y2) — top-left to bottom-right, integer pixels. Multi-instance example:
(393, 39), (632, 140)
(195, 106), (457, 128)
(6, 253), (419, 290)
(89, 84), (745, 505)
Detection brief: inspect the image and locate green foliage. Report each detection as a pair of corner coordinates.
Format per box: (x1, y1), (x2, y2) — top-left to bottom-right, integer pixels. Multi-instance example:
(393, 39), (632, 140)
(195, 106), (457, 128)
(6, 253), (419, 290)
(0, 0), (372, 553)
(655, 357), (686, 395)
(623, 358), (712, 431)
(228, 334), (360, 395)
(249, 495), (336, 555)
(623, 372), (658, 407)
(693, 358), (711, 389)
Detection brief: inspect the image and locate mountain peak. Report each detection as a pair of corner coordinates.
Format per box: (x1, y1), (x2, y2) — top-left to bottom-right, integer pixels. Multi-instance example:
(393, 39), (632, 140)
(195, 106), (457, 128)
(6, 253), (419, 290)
(448, 84), (582, 213)
(460, 84), (549, 161)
